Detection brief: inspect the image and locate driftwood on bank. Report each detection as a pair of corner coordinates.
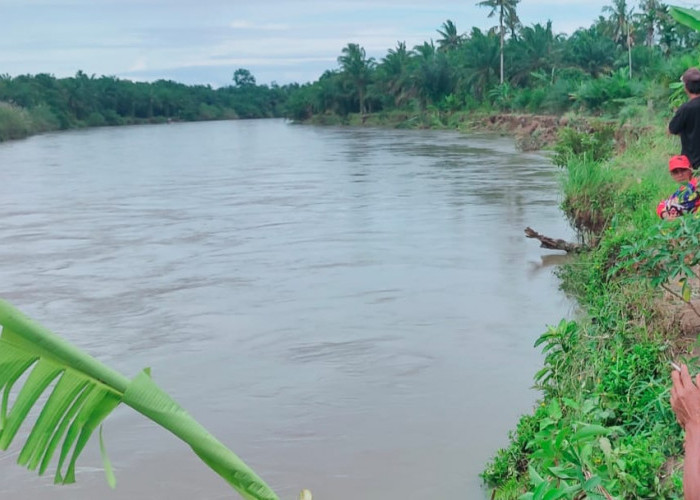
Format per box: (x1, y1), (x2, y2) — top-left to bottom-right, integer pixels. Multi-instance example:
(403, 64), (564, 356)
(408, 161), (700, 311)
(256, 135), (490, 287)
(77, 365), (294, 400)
(524, 227), (585, 253)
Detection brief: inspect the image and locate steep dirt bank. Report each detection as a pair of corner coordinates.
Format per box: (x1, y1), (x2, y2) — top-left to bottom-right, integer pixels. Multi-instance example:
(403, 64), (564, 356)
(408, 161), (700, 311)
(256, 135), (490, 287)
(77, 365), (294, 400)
(471, 113), (653, 152)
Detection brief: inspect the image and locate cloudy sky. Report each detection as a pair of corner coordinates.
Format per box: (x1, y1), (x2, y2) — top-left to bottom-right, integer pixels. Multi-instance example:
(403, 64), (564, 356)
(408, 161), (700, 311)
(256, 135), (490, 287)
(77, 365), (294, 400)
(1, 0), (695, 87)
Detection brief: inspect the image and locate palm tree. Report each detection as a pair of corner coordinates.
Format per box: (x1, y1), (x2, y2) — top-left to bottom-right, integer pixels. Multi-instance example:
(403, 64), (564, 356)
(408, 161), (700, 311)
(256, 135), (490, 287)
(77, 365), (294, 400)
(0, 299), (277, 500)
(602, 0), (635, 77)
(337, 43), (376, 115)
(602, 0), (632, 45)
(437, 20), (464, 52)
(476, 0), (520, 84)
(564, 26), (617, 78)
(637, 0), (662, 46)
(504, 6), (521, 39)
(377, 41), (415, 107)
(510, 21), (563, 85)
(461, 28), (500, 99)
(411, 41), (453, 109)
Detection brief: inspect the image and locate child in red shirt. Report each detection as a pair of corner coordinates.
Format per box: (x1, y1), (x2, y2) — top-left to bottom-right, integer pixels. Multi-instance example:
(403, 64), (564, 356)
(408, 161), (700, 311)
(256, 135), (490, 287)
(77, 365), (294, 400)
(657, 155), (700, 219)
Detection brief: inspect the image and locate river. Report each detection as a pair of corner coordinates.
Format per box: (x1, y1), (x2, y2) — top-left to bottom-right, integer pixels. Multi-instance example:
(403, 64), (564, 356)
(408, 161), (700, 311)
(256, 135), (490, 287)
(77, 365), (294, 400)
(0, 119), (573, 499)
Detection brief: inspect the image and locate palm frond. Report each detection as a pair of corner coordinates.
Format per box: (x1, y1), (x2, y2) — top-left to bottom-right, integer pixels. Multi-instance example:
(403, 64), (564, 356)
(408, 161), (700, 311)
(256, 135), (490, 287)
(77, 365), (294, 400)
(669, 5), (700, 32)
(0, 299), (278, 500)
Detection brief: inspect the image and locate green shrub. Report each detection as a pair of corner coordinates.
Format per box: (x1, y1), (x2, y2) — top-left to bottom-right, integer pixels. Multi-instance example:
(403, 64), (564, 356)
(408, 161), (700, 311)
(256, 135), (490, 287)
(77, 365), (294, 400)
(0, 101), (31, 141)
(86, 111), (107, 127)
(27, 103), (60, 132)
(553, 125), (615, 168)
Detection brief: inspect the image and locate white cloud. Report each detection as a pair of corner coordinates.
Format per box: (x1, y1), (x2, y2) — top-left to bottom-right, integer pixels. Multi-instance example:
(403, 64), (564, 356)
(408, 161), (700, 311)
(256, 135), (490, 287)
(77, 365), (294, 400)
(230, 20), (290, 31)
(0, 0), (637, 85)
(129, 57), (148, 72)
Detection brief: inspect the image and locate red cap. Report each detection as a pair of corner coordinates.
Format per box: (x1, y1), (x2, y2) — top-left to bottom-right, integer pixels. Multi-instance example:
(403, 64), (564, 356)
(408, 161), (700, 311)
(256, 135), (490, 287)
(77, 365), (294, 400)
(670, 155), (692, 171)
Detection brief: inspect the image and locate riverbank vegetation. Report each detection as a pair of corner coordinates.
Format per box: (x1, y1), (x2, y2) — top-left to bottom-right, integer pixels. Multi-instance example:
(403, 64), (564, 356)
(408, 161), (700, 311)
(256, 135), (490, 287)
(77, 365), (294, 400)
(2, 2), (700, 497)
(481, 121), (700, 498)
(1, 1), (699, 147)
(0, 70), (293, 141)
(283, 2), (697, 135)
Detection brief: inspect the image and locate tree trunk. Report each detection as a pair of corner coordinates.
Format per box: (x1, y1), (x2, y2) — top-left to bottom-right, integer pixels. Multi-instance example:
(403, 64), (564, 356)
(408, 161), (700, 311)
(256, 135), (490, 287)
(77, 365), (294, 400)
(524, 227), (585, 253)
(499, 7), (504, 84)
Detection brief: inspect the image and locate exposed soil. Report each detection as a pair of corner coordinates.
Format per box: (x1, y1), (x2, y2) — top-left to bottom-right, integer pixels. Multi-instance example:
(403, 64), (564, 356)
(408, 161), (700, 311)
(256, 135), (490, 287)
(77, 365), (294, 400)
(472, 113), (653, 152)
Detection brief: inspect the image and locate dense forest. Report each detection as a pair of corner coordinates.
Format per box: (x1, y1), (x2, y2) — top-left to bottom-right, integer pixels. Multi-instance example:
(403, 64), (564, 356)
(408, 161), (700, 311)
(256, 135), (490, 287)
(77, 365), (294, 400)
(0, 68), (293, 140)
(0, 0), (697, 141)
(286, 0), (700, 121)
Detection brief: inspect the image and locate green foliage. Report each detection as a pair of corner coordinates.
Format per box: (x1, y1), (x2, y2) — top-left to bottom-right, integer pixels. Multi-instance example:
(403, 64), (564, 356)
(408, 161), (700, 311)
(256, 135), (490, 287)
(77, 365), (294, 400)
(552, 125), (615, 168)
(669, 6), (700, 33)
(614, 215), (700, 304)
(0, 71), (291, 141)
(570, 69), (645, 114)
(482, 408), (543, 487)
(533, 320), (580, 400)
(0, 102), (31, 141)
(0, 299), (278, 500)
(486, 125), (691, 498)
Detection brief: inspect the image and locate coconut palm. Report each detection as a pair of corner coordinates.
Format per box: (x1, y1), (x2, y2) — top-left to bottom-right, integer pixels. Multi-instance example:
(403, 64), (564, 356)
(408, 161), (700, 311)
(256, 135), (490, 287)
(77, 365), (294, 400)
(377, 41), (415, 107)
(602, 0), (635, 77)
(564, 25), (617, 78)
(461, 28), (500, 99)
(337, 43), (376, 115)
(411, 41), (453, 109)
(602, 0), (633, 46)
(0, 299), (277, 500)
(509, 21), (563, 85)
(436, 20), (464, 52)
(638, 0), (662, 46)
(476, 0), (520, 84)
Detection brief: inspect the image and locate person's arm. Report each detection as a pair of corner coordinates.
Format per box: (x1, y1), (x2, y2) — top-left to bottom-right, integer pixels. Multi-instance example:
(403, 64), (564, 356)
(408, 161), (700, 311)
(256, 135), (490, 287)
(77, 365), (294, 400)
(670, 106), (685, 135)
(685, 423), (700, 500)
(671, 364), (700, 498)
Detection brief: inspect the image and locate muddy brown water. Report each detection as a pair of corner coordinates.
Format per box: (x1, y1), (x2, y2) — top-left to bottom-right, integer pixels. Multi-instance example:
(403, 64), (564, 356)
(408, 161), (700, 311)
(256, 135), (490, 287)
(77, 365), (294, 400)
(0, 119), (573, 499)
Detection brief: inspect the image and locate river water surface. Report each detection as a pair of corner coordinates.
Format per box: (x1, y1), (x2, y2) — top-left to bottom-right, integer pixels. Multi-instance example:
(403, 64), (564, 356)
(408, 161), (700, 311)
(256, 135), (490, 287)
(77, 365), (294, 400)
(0, 119), (573, 499)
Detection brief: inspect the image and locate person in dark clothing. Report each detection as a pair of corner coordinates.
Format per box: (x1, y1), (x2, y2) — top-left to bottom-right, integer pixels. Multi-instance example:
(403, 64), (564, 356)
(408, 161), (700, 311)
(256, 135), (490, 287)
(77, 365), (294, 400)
(670, 68), (700, 170)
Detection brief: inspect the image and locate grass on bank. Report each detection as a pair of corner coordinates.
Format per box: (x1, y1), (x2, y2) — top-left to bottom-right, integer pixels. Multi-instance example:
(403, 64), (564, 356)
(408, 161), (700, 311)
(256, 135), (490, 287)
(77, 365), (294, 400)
(482, 126), (696, 499)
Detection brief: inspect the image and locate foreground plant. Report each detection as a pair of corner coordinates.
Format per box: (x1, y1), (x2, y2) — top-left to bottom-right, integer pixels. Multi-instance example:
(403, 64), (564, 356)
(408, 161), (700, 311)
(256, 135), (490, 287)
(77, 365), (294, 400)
(0, 299), (277, 500)
(614, 215), (700, 317)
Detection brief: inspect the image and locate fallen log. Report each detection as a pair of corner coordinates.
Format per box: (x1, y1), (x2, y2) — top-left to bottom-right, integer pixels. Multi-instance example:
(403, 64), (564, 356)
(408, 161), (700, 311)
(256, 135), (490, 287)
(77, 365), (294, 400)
(524, 227), (585, 253)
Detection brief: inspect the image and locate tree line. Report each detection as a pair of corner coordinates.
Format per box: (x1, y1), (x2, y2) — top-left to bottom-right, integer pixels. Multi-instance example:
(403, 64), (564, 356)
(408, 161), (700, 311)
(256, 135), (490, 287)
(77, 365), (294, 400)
(0, 69), (292, 140)
(0, 0), (697, 142)
(284, 0), (700, 120)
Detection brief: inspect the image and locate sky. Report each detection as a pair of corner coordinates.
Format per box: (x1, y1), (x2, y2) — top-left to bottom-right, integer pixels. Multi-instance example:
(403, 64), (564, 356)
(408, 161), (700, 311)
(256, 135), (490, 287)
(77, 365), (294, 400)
(2, 0), (699, 88)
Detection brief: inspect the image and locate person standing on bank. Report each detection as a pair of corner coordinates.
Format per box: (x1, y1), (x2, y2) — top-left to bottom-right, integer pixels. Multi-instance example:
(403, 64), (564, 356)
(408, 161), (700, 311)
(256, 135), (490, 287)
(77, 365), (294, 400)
(670, 68), (700, 170)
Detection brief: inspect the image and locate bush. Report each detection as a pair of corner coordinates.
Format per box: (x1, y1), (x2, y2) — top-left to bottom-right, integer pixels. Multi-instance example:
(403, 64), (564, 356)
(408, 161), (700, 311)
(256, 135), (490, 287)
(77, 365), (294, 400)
(28, 104), (60, 132)
(553, 125), (615, 168)
(0, 102), (31, 141)
(86, 111), (107, 127)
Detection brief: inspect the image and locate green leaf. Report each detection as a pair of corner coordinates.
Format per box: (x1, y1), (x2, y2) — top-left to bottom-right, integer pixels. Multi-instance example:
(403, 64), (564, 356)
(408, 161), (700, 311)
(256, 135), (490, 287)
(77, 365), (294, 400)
(543, 489), (568, 500)
(583, 474), (602, 491)
(562, 398), (580, 410)
(529, 465), (545, 486)
(0, 298), (278, 500)
(547, 400), (562, 421)
(683, 279), (692, 302)
(669, 6), (700, 32)
(547, 466), (579, 480)
(599, 437), (612, 458)
(571, 424), (610, 443)
(99, 425), (116, 489)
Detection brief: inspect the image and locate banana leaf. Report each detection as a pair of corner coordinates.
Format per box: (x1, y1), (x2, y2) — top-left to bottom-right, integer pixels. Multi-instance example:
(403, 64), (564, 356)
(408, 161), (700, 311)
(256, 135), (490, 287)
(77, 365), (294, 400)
(0, 298), (278, 500)
(669, 6), (700, 32)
